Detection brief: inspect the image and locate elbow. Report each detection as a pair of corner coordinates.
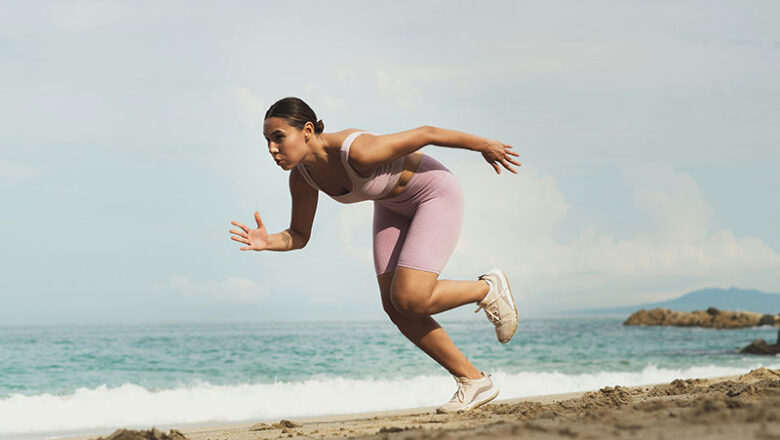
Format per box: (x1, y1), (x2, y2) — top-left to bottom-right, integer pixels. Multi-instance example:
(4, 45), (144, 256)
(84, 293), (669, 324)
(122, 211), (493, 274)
(420, 125), (436, 144)
(296, 234), (310, 250)
(289, 228), (310, 250)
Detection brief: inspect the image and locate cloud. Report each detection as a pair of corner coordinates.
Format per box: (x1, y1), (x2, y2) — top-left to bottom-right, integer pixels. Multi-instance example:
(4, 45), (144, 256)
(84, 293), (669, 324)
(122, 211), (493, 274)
(216, 85), (269, 127)
(316, 93), (346, 112)
(439, 162), (780, 307)
(376, 71), (423, 111)
(300, 86), (347, 113)
(633, 169), (711, 242)
(336, 69), (356, 82)
(154, 276), (266, 304)
(374, 67), (474, 110)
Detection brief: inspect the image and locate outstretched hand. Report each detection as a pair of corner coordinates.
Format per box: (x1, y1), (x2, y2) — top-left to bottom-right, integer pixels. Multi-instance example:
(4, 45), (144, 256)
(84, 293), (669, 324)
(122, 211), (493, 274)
(482, 141), (521, 174)
(230, 211), (268, 251)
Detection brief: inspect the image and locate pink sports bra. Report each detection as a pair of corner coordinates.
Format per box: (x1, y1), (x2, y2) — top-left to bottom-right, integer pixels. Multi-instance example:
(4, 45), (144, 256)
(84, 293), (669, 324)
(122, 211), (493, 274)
(295, 131), (405, 204)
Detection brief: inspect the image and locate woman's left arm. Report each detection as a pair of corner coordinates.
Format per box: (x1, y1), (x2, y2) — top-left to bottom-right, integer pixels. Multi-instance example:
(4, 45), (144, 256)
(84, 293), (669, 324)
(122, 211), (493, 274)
(349, 126), (521, 174)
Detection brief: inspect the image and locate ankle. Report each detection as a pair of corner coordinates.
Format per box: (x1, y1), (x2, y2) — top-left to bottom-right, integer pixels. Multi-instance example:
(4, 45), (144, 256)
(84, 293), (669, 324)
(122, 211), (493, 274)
(466, 371), (485, 381)
(478, 279), (494, 303)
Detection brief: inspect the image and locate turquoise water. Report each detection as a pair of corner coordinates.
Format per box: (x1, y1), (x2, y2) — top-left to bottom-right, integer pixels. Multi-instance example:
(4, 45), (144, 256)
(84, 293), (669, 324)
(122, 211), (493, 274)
(1, 318), (777, 397)
(1, 317), (778, 439)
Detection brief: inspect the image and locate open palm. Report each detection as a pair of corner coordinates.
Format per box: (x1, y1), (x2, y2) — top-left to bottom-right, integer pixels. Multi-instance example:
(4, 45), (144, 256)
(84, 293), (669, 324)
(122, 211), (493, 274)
(230, 212), (268, 251)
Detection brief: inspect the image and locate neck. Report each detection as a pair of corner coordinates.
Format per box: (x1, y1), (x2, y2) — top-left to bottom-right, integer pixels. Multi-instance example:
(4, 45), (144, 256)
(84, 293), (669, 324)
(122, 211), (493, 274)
(302, 133), (333, 167)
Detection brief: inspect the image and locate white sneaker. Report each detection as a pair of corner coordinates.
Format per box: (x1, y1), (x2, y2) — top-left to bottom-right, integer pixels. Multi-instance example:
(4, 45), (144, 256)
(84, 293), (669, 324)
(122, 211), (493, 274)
(475, 268), (518, 343)
(436, 372), (499, 414)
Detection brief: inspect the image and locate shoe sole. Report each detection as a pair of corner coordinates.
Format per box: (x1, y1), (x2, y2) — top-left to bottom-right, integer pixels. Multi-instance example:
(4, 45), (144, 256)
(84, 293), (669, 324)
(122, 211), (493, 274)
(495, 268), (519, 344)
(436, 387), (500, 414)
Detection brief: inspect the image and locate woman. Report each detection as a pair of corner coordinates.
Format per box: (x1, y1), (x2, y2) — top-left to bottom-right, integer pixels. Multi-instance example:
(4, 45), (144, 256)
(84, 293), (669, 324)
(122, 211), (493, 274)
(229, 97), (521, 413)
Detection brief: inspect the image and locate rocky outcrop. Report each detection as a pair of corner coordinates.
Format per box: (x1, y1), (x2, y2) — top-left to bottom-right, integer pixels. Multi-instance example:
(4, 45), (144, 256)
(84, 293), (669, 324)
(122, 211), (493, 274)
(740, 339), (780, 355)
(95, 428), (188, 440)
(623, 307), (780, 329)
(740, 328), (780, 355)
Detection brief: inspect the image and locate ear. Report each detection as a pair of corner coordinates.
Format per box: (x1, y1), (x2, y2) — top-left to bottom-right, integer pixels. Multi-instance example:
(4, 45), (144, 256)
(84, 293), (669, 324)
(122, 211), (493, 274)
(303, 121), (314, 142)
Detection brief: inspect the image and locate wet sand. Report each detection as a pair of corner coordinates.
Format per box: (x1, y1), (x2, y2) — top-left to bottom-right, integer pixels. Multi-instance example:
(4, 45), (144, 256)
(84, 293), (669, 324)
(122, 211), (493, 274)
(98, 367), (780, 440)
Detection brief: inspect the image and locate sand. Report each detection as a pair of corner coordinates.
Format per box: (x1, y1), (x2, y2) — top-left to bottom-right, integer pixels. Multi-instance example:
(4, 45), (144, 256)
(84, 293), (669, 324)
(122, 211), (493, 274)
(83, 367), (780, 440)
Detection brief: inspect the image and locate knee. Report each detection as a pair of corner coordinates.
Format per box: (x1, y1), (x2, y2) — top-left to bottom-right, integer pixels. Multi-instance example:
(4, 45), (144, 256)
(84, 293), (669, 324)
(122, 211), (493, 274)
(390, 289), (432, 317)
(381, 299), (405, 325)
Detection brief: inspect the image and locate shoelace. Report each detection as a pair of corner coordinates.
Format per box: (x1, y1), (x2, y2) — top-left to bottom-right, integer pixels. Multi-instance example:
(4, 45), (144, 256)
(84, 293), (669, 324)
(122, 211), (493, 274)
(474, 298), (501, 325)
(450, 377), (469, 403)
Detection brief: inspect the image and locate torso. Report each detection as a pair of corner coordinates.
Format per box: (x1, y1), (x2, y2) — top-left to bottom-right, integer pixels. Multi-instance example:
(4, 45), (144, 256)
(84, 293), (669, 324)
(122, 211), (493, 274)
(299, 129), (360, 197)
(303, 129), (422, 199)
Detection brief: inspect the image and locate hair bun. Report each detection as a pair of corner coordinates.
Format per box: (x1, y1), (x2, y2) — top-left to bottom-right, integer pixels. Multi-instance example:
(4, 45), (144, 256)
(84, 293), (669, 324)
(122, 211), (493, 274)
(315, 119), (325, 133)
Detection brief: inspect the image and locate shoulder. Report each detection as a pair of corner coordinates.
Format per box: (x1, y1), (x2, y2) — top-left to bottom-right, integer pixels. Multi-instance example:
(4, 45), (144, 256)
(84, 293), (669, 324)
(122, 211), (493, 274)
(322, 128), (374, 149)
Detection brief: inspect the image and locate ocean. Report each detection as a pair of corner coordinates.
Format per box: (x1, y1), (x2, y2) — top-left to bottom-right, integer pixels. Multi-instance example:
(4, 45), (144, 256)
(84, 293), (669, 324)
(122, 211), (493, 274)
(1, 317), (778, 440)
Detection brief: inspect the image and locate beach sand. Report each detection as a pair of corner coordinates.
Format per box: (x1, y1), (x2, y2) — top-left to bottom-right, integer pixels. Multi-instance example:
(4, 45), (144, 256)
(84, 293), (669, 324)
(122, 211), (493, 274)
(83, 367), (780, 440)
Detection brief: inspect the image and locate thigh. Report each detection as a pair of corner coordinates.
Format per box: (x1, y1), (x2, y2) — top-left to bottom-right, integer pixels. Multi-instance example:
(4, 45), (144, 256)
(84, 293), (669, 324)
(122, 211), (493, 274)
(377, 271), (395, 313)
(391, 266), (440, 303)
(396, 173), (464, 274)
(372, 201), (411, 276)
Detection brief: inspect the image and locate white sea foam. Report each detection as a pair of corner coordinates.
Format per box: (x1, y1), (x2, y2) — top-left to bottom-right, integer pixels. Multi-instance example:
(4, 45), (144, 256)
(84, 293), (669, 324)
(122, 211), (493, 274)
(2, 362), (779, 439)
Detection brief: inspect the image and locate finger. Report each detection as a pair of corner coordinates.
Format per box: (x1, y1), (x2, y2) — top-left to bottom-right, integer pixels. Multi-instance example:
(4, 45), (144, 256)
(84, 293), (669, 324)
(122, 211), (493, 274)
(231, 220), (250, 233)
(507, 157), (522, 166)
(254, 211), (264, 228)
(506, 149), (520, 157)
(229, 229), (247, 238)
(491, 161), (501, 174)
(502, 160), (519, 174)
(240, 246), (251, 251)
(231, 235), (250, 245)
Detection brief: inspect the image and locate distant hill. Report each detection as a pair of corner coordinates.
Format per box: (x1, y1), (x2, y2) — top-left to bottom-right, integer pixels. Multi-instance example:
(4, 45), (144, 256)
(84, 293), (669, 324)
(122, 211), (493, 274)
(578, 287), (780, 315)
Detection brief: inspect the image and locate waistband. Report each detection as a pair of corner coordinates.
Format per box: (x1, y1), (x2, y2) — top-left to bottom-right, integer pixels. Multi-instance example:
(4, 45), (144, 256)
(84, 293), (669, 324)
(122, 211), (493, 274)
(378, 152), (424, 200)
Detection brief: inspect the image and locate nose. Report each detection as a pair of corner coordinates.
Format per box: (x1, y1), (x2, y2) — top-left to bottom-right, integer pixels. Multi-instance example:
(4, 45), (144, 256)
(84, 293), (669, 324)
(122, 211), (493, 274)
(268, 142), (279, 155)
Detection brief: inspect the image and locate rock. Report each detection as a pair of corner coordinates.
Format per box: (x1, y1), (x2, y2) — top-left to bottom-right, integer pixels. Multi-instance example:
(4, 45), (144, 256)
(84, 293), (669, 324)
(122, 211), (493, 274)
(739, 338), (780, 355)
(624, 308), (779, 329)
(98, 428), (189, 440)
(249, 423), (271, 431)
(759, 314), (780, 326)
(167, 431), (187, 440)
(378, 426), (404, 433)
(270, 419), (301, 429)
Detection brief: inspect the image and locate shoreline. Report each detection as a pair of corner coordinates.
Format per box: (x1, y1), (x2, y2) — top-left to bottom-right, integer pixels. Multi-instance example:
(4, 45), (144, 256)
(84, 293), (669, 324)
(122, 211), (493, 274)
(54, 389), (617, 440)
(48, 391), (590, 440)
(56, 369), (780, 440)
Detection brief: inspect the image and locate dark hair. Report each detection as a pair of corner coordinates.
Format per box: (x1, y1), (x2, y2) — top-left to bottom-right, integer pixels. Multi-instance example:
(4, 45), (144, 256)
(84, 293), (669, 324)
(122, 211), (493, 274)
(264, 97), (324, 134)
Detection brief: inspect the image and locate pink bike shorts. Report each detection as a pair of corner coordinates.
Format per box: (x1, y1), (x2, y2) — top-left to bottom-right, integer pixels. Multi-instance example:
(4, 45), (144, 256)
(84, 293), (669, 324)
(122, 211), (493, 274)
(372, 154), (464, 276)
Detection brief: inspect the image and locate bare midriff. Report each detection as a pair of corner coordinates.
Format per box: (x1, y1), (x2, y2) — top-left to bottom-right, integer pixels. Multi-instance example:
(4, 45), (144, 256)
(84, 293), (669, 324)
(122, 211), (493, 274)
(380, 152), (424, 200)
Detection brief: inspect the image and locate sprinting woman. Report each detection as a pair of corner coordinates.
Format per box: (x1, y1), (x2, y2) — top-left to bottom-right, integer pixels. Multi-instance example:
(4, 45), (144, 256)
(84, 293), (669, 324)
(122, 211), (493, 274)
(229, 97), (521, 413)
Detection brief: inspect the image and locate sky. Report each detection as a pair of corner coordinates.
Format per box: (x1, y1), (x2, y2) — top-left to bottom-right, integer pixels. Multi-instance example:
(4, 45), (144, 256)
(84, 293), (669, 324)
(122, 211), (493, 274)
(1, 1), (779, 325)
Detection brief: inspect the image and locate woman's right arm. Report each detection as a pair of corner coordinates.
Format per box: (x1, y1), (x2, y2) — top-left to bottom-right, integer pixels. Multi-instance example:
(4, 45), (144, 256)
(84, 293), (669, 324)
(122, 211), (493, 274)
(229, 168), (318, 252)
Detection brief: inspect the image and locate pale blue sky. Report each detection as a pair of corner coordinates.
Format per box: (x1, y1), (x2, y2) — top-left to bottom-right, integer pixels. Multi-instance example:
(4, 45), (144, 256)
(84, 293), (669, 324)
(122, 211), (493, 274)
(1, 1), (779, 324)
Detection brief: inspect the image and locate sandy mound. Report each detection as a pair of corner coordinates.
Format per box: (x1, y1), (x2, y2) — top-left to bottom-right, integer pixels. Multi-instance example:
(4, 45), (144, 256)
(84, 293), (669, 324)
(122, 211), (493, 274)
(96, 428), (188, 440)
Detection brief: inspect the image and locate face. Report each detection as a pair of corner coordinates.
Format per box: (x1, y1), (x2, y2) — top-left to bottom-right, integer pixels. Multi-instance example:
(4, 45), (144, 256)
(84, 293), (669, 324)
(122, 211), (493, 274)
(262, 117), (312, 170)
